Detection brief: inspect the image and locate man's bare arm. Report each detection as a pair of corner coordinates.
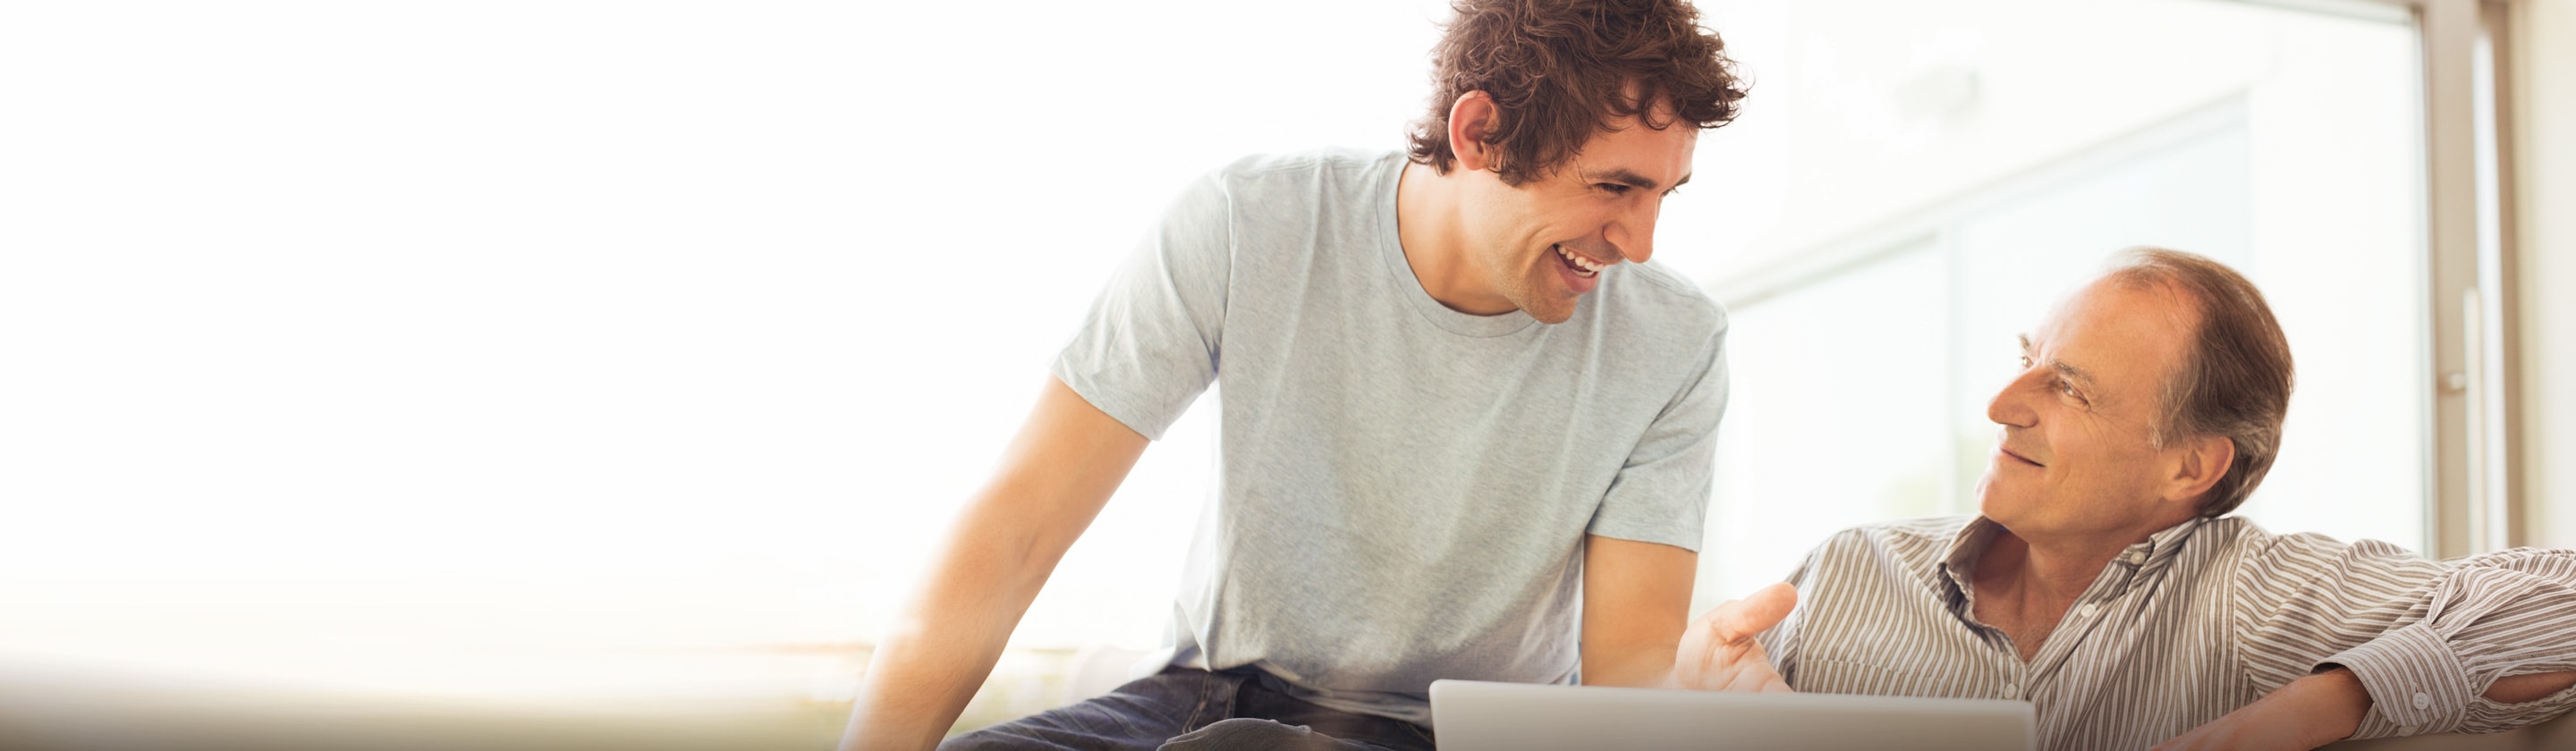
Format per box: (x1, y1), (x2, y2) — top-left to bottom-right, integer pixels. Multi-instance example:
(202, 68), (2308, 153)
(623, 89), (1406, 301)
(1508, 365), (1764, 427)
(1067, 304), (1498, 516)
(2486, 671), (2576, 704)
(2157, 669), (2576, 750)
(2155, 668), (2371, 751)
(1581, 536), (1795, 691)
(838, 376), (1149, 751)
(1580, 536), (1696, 688)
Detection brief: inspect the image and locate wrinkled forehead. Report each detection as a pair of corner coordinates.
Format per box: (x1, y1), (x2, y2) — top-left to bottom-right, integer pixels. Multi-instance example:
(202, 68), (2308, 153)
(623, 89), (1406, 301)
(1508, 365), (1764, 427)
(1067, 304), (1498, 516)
(2033, 276), (2200, 381)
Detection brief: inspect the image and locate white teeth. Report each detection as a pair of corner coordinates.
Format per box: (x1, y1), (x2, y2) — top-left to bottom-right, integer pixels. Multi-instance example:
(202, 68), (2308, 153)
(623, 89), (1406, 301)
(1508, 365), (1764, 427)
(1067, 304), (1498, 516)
(1557, 245), (1605, 275)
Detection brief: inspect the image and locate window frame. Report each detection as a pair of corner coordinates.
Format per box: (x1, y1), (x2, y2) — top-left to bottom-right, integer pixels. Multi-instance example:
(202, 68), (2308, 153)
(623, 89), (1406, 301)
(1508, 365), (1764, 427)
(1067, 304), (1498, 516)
(2349, 0), (2521, 557)
(1705, 0), (2523, 558)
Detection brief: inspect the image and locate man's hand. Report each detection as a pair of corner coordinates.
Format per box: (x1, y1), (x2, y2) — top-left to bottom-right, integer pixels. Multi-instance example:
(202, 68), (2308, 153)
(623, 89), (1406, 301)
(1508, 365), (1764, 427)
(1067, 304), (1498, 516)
(2155, 668), (2370, 751)
(1665, 582), (1797, 693)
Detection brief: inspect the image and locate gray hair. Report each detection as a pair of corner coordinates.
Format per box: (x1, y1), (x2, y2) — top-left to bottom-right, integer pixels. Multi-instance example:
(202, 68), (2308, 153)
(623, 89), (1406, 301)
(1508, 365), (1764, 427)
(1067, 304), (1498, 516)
(2099, 248), (2295, 518)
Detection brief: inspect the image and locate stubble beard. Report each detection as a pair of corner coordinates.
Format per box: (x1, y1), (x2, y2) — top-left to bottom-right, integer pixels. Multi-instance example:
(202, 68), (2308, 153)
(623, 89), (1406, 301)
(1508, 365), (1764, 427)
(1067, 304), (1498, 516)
(1513, 258), (1575, 324)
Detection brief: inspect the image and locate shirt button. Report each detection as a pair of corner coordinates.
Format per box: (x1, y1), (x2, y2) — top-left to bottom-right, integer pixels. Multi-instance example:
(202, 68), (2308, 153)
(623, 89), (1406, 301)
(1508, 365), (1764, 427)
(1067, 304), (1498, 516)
(2400, 725), (2419, 734)
(2413, 692), (2433, 709)
(2078, 603), (2099, 618)
(2002, 683), (2019, 696)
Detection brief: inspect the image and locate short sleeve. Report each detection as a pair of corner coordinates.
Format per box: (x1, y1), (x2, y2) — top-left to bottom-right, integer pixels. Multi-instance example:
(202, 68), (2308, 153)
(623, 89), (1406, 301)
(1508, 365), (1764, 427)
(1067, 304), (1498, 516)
(1050, 173), (1234, 441)
(1584, 316), (1729, 552)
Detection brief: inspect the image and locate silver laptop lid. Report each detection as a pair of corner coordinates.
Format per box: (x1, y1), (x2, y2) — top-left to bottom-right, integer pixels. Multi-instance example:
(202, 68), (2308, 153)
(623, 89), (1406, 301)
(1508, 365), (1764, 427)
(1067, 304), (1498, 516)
(1429, 679), (2036, 751)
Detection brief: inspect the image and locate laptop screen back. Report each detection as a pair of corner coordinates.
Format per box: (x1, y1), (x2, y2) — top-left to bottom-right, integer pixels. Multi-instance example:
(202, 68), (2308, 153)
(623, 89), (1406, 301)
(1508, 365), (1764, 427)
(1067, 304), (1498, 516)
(1429, 679), (2037, 751)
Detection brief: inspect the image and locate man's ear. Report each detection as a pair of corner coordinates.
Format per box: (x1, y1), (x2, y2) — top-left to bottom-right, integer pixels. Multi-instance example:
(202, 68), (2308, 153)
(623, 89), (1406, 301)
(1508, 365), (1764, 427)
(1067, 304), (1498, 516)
(2164, 434), (2236, 510)
(1449, 91), (1501, 173)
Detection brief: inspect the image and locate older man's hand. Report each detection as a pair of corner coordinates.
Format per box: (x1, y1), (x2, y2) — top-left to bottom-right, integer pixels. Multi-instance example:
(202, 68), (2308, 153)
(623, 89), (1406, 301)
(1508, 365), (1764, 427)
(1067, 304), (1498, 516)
(2153, 668), (2370, 751)
(1665, 582), (1797, 693)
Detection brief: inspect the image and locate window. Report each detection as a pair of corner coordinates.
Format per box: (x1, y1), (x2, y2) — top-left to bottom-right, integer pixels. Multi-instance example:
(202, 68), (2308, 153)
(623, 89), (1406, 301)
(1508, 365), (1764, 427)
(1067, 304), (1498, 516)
(1683, 0), (2435, 607)
(0, 0), (2507, 745)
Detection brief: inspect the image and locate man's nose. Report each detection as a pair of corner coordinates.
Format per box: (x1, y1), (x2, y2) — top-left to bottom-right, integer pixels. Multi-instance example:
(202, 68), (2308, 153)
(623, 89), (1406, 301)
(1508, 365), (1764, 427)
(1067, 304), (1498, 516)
(1987, 369), (2041, 427)
(1606, 199), (1660, 264)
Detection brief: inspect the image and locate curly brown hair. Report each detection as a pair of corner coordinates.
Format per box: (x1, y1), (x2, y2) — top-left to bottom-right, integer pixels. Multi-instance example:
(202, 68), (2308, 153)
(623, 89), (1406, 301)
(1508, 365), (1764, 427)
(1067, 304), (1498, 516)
(1407, 0), (1749, 186)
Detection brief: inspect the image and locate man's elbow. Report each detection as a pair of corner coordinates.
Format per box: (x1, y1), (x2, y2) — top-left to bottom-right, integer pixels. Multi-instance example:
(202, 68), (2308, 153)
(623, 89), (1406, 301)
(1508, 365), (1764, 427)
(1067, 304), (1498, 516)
(2483, 671), (2576, 704)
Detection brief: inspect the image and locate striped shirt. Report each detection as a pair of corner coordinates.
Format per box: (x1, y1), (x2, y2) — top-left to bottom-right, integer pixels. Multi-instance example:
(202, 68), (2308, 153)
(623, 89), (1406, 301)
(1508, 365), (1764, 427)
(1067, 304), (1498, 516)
(1754, 515), (2576, 751)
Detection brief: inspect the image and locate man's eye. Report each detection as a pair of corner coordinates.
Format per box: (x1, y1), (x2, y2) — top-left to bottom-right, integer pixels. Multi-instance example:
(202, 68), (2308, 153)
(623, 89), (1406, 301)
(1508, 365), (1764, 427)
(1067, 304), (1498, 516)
(1598, 183), (1631, 195)
(2018, 355), (2034, 369)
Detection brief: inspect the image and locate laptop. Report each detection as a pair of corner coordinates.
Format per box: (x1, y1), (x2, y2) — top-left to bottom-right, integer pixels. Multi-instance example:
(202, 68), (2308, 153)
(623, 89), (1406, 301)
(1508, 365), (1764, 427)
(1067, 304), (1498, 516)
(1429, 679), (2036, 751)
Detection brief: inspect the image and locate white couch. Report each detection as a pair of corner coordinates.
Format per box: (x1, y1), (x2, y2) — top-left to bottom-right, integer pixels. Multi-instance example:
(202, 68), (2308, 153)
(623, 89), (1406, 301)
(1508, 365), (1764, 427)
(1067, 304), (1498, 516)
(2332, 712), (2576, 750)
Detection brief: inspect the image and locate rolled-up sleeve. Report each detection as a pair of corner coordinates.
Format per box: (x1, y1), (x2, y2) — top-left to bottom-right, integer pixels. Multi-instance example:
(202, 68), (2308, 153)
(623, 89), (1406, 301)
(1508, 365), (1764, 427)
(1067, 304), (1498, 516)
(2233, 536), (2576, 738)
(1756, 544), (1818, 687)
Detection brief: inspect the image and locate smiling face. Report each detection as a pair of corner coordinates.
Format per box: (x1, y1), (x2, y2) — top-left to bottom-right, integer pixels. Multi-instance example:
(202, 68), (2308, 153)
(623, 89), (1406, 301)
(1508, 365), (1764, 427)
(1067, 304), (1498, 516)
(1976, 277), (2207, 541)
(1450, 105), (1697, 324)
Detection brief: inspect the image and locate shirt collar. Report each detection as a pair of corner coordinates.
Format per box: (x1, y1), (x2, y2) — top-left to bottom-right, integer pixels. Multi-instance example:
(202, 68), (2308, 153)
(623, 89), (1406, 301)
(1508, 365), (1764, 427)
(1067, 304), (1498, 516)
(1936, 517), (2004, 598)
(2128, 514), (2211, 573)
(1934, 514), (2213, 600)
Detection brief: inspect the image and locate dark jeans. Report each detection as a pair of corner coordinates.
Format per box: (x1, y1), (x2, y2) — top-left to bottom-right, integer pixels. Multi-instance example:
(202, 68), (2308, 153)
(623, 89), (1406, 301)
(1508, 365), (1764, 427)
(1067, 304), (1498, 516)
(939, 666), (1436, 751)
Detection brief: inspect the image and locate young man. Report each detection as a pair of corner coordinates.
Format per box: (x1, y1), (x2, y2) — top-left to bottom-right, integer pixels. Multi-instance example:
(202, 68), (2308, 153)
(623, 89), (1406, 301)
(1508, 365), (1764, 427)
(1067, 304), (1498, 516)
(838, 1), (1756, 749)
(1674, 249), (2576, 750)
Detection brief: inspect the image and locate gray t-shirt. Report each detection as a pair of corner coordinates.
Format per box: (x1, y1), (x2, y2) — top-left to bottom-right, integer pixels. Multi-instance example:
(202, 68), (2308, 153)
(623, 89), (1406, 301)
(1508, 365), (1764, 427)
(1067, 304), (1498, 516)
(1052, 148), (1728, 723)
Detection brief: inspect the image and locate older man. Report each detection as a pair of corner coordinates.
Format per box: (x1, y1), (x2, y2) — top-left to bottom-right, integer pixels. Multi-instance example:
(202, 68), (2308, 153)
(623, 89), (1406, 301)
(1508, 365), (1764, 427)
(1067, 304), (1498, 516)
(1676, 249), (2576, 750)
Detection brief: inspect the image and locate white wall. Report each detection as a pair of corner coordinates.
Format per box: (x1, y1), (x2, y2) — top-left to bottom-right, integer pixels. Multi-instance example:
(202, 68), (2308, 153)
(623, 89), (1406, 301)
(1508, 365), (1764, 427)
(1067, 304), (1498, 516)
(2515, 0), (2576, 548)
